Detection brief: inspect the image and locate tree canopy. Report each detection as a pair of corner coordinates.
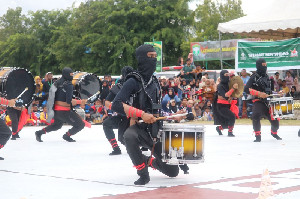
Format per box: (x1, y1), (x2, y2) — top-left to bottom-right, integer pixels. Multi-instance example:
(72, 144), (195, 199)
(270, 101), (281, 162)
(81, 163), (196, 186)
(0, 0), (244, 75)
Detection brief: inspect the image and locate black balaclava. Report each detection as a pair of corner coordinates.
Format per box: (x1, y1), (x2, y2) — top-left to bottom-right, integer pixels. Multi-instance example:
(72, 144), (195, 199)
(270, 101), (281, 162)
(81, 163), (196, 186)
(220, 70), (229, 84)
(55, 67), (73, 87)
(62, 67), (73, 81)
(256, 58), (267, 76)
(136, 44), (157, 82)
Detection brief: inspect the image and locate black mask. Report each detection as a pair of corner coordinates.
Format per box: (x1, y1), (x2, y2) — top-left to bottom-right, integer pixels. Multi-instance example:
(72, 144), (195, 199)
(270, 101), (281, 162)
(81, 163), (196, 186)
(220, 70), (229, 84)
(136, 44), (157, 82)
(62, 67), (73, 81)
(256, 58), (267, 76)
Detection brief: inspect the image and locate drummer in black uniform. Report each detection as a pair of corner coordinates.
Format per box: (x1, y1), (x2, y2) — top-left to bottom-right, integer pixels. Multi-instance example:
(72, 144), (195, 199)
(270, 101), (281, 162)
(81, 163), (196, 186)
(244, 58), (282, 142)
(35, 67), (87, 142)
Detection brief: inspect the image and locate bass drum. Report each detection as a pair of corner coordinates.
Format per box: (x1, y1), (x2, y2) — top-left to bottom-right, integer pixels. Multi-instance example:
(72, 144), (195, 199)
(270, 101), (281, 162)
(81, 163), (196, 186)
(0, 67), (35, 106)
(72, 72), (101, 99)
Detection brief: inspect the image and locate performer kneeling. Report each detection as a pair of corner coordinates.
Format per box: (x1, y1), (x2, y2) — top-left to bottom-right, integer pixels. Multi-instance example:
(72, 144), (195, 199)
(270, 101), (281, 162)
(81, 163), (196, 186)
(35, 67), (86, 142)
(244, 58), (281, 142)
(112, 44), (180, 185)
(0, 98), (16, 160)
(214, 70), (238, 137)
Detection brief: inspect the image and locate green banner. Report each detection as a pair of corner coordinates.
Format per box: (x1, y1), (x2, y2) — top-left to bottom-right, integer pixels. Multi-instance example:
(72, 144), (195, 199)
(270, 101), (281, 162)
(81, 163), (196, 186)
(236, 38), (300, 71)
(144, 41), (162, 72)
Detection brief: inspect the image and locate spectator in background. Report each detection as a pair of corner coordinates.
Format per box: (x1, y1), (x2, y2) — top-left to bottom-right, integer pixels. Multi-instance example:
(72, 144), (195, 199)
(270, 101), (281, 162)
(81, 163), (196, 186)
(294, 78), (300, 92)
(203, 73), (209, 79)
(180, 58), (195, 83)
(202, 107), (213, 121)
(194, 103), (202, 118)
(177, 57), (184, 66)
(285, 71), (294, 89)
(281, 80), (290, 95)
(239, 69), (251, 118)
(100, 80), (110, 103)
(40, 106), (49, 126)
(42, 72), (53, 99)
(162, 88), (181, 108)
(34, 76), (43, 92)
(273, 72), (280, 91)
(287, 86), (296, 98)
(277, 79), (283, 91)
(202, 79), (215, 102)
(192, 65), (203, 81)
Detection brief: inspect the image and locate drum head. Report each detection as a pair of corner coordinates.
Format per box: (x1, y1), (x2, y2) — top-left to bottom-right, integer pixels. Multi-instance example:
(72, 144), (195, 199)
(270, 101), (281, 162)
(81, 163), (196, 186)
(76, 74), (101, 99)
(5, 69), (35, 106)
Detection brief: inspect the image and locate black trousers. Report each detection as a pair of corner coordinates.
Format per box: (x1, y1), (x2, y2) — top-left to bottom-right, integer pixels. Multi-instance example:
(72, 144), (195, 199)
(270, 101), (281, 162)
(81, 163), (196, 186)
(124, 124), (179, 177)
(0, 119), (12, 147)
(216, 104), (235, 128)
(103, 115), (122, 141)
(252, 101), (279, 132)
(43, 110), (85, 135)
(6, 107), (21, 134)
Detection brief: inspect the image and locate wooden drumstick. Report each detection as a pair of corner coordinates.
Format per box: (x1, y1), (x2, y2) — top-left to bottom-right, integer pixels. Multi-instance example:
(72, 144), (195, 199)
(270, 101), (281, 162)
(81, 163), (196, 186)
(138, 113), (188, 123)
(17, 87), (28, 99)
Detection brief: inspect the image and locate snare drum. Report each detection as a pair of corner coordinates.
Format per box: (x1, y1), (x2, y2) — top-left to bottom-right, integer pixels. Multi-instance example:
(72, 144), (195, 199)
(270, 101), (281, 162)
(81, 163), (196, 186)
(0, 67), (35, 106)
(72, 72), (101, 99)
(269, 97), (294, 119)
(160, 123), (204, 165)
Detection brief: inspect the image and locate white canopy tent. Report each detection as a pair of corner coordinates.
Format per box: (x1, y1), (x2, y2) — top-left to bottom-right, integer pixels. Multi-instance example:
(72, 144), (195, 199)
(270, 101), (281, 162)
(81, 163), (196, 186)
(217, 0), (300, 40)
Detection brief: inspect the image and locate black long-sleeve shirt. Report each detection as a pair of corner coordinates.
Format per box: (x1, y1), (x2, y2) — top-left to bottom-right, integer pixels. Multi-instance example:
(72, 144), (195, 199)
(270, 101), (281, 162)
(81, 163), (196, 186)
(111, 78), (140, 115)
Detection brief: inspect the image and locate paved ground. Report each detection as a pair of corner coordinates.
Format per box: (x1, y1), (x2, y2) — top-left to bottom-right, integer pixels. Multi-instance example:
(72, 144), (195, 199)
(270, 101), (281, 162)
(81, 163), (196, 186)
(1, 124), (300, 199)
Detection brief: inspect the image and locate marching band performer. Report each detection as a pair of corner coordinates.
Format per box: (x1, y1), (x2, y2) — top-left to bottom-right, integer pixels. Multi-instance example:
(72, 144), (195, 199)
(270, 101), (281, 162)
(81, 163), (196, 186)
(112, 44), (180, 185)
(35, 67), (87, 142)
(244, 58), (282, 142)
(214, 70), (238, 137)
(102, 66), (133, 155)
(0, 98), (16, 160)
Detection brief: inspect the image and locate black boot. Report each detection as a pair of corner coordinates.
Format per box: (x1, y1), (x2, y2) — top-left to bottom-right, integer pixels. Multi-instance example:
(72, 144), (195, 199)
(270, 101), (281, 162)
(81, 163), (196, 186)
(35, 130), (45, 142)
(62, 134), (76, 142)
(271, 133), (282, 140)
(216, 126), (223, 135)
(254, 135), (261, 142)
(228, 132), (235, 137)
(16, 133), (20, 138)
(11, 134), (17, 140)
(179, 164), (189, 174)
(134, 167), (150, 185)
(0, 156), (4, 160)
(109, 147), (121, 155)
(298, 129), (300, 137)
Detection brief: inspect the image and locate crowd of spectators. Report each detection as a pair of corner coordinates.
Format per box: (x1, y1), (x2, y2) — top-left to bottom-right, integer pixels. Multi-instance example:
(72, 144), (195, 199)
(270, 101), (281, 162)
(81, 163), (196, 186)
(0, 62), (299, 126)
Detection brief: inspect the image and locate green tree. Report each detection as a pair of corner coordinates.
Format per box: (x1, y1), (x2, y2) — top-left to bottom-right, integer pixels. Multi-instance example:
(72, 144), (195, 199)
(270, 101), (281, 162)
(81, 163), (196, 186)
(0, 33), (39, 69)
(0, 7), (28, 41)
(51, 0), (193, 75)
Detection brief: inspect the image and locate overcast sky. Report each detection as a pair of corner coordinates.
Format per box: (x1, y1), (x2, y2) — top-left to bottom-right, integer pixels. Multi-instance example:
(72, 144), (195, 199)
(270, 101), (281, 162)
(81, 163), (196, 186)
(0, 0), (267, 17)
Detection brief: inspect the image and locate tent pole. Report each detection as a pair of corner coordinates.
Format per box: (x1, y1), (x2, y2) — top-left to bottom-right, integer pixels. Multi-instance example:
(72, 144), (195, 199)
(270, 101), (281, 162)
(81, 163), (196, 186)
(219, 31), (223, 70)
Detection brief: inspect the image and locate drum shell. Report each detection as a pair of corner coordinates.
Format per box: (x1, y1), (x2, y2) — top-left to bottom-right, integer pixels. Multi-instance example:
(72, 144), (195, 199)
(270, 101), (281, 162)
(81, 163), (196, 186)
(72, 72), (101, 99)
(269, 97), (294, 119)
(161, 123), (205, 165)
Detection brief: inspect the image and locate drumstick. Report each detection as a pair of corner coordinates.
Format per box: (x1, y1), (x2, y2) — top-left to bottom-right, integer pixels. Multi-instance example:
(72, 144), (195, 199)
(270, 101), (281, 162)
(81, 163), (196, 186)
(87, 91), (100, 102)
(17, 87), (28, 99)
(138, 113), (188, 123)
